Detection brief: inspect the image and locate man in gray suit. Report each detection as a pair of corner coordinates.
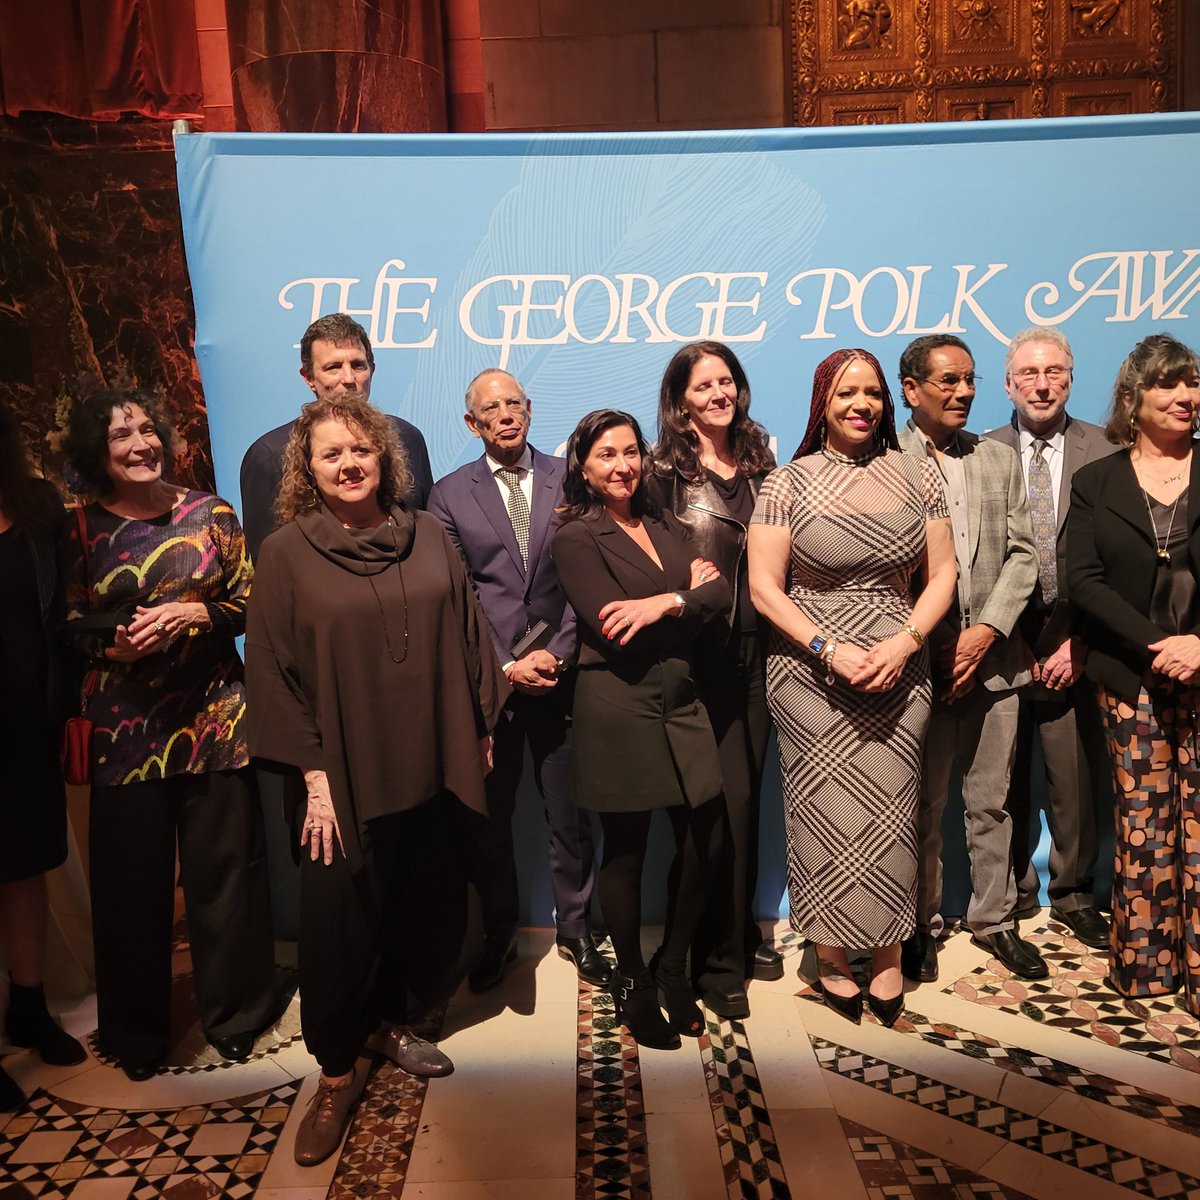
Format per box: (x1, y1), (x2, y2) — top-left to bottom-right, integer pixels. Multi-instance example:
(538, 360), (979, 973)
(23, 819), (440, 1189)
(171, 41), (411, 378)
(984, 328), (1114, 950)
(897, 335), (1043, 981)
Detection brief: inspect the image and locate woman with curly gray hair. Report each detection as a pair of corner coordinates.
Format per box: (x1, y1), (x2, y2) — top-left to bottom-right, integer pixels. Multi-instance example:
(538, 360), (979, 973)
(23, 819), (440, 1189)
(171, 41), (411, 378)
(246, 390), (509, 1166)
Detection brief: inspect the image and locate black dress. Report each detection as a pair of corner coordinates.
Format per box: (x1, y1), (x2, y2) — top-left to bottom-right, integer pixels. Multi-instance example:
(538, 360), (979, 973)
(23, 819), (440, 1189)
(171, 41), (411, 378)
(0, 523), (67, 884)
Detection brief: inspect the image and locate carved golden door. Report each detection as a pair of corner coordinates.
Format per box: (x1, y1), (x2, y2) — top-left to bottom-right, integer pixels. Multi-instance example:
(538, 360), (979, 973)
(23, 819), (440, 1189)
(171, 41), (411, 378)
(788, 1), (1179, 124)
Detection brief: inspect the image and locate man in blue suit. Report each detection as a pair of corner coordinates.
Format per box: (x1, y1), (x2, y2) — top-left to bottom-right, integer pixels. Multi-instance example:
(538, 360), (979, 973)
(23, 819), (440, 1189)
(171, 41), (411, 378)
(428, 369), (608, 991)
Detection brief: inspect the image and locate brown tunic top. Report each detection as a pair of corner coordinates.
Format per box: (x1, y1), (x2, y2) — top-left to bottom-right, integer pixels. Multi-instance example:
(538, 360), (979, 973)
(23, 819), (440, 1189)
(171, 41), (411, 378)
(244, 504), (510, 873)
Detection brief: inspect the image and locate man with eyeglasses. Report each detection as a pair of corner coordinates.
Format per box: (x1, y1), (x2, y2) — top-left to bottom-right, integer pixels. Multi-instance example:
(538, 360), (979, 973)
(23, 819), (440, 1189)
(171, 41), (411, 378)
(428, 369), (607, 993)
(897, 335), (1042, 981)
(984, 328), (1114, 951)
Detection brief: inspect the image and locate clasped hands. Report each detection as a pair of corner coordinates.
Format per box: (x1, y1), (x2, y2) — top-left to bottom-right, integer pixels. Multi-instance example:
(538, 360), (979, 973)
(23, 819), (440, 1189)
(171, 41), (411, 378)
(104, 601), (206, 662)
(598, 558), (719, 646)
(832, 631), (915, 693)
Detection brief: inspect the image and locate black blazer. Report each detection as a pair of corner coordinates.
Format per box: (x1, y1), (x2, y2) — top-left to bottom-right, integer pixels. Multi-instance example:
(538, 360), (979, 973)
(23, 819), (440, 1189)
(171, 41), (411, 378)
(238, 415), (433, 561)
(550, 509), (731, 671)
(1066, 444), (1200, 696)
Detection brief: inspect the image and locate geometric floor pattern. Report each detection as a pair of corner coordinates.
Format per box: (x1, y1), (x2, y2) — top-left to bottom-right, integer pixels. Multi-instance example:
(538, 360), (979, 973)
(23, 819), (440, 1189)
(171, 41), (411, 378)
(840, 1116), (1037, 1200)
(951, 921), (1200, 1072)
(4, 916), (1200, 1199)
(0, 1080), (300, 1199)
(699, 1013), (791, 1199)
(814, 1037), (1200, 1199)
(576, 979), (651, 1200)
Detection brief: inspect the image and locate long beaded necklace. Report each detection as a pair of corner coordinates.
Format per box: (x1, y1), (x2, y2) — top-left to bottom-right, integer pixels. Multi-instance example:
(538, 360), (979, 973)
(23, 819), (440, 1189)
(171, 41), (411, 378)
(352, 516), (409, 664)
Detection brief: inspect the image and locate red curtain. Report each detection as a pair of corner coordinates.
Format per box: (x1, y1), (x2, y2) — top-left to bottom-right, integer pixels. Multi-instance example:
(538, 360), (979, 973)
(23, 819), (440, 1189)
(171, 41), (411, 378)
(0, 0), (203, 119)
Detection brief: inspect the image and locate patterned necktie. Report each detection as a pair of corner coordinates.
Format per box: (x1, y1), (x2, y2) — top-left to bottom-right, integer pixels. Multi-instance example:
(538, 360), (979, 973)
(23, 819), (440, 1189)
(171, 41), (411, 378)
(1028, 438), (1058, 604)
(497, 467), (530, 567)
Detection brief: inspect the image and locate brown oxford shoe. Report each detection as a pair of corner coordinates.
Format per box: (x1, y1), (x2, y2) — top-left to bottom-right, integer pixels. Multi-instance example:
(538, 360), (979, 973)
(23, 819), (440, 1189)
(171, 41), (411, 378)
(294, 1066), (361, 1167)
(371, 1025), (454, 1077)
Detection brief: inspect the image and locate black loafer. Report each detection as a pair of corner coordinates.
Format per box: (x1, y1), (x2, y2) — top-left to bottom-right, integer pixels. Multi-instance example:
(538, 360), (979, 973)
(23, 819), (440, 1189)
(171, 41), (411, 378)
(469, 932), (518, 993)
(210, 1033), (255, 1062)
(556, 935), (613, 986)
(971, 929), (1049, 980)
(1049, 905), (1110, 950)
(751, 943), (785, 981)
(900, 931), (938, 983)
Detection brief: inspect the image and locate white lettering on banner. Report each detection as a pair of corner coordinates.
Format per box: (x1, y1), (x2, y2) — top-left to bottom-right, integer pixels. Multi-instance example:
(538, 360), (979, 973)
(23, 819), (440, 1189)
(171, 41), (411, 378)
(457, 272), (768, 370)
(274, 251), (1200, 356)
(1026, 250), (1200, 324)
(278, 259), (438, 349)
(784, 263), (1008, 341)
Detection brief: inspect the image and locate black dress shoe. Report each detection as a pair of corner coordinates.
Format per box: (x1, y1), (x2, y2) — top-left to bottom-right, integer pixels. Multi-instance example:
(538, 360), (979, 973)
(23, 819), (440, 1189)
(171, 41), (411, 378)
(751, 943), (785, 981)
(556, 935), (613, 986)
(469, 932), (518, 993)
(867, 991), (905, 1028)
(120, 1059), (162, 1082)
(971, 929), (1049, 980)
(900, 931), (938, 983)
(1050, 905), (1110, 950)
(701, 986), (750, 1020)
(815, 980), (862, 1023)
(210, 1033), (255, 1062)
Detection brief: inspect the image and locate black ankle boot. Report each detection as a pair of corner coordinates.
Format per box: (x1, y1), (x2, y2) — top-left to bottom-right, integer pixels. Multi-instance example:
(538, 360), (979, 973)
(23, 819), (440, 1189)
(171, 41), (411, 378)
(610, 974), (680, 1050)
(649, 951), (704, 1037)
(0, 1063), (24, 1111)
(6, 980), (87, 1066)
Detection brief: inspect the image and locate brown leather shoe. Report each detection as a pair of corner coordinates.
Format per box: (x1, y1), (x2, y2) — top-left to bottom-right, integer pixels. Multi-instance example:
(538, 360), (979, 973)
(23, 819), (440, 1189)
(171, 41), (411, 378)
(294, 1067), (360, 1166)
(370, 1025), (454, 1077)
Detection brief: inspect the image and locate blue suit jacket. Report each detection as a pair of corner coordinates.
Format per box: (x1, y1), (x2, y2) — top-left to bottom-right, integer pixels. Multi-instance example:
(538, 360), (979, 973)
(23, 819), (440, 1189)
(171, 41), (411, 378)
(427, 447), (577, 667)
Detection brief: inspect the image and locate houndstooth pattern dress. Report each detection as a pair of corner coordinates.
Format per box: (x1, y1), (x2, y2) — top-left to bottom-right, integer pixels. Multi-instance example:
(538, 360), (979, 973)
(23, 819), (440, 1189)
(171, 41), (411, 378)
(752, 449), (948, 947)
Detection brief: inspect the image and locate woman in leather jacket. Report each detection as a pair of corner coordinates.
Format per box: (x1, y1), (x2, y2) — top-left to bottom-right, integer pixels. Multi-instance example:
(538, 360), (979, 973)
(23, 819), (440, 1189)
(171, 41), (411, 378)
(648, 341), (778, 1018)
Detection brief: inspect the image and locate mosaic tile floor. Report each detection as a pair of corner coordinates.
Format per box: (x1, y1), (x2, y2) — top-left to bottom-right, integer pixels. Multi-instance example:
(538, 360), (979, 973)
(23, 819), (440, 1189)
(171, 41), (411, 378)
(1, 915), (1197, 1199)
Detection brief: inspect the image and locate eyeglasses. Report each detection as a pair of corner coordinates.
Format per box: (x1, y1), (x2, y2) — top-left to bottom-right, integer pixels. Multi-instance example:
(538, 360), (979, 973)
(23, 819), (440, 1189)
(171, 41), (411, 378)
(1011, 366), (1071, 385)
(917, 373), (979, 392)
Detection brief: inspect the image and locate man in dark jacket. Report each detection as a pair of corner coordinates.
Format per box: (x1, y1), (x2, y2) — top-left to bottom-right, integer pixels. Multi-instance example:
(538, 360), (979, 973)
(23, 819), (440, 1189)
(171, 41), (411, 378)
(239, 312), (433, 559)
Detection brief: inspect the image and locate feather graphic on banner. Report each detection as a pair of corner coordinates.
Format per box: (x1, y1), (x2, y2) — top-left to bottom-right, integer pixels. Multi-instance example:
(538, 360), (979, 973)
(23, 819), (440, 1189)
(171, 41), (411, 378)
(401, 138), (827, 475)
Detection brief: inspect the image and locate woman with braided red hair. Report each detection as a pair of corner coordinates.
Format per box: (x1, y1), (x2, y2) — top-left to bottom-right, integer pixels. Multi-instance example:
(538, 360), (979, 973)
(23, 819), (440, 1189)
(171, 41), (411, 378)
(747, 349), (956, 1025)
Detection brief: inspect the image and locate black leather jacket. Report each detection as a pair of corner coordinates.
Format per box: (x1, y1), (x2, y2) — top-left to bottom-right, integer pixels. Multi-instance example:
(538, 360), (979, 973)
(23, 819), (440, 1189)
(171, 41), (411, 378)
(647, 467), (765, 636)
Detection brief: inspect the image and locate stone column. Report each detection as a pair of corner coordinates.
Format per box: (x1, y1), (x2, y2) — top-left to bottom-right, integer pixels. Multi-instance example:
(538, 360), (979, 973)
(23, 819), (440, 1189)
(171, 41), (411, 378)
(225, 0), (447, 132)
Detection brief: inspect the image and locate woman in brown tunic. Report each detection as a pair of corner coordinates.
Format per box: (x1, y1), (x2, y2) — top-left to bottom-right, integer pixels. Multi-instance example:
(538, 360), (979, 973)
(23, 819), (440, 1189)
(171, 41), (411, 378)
(246, 391), (508, 1166)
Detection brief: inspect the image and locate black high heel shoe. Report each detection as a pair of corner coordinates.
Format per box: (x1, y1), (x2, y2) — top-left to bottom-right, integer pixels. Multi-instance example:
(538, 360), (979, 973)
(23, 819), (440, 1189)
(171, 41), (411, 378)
(610, 973), (681, 1050)
(867, 991), (904, 1028)
(649, 952), (704, 1038)
(815, 979), (862, 1024)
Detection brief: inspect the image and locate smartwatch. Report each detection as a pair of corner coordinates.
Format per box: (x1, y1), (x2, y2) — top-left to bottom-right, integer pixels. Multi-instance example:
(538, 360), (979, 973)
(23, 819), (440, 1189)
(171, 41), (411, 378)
(808, 633), (827, 657)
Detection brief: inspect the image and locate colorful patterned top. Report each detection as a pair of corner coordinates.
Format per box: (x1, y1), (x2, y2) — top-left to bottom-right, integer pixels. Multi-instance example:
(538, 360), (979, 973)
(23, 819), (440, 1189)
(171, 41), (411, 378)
(66, 491), (252, 786)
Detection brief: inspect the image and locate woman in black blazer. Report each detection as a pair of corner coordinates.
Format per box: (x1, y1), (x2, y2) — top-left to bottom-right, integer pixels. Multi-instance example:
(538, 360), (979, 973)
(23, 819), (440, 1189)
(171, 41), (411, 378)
(551, 409), (731, 1049)
(1066, 333), (1200, 1018)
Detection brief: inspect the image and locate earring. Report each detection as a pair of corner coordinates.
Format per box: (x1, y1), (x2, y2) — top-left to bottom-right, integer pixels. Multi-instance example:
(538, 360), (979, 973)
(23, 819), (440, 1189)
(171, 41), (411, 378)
(1128, 413), (1139, 443)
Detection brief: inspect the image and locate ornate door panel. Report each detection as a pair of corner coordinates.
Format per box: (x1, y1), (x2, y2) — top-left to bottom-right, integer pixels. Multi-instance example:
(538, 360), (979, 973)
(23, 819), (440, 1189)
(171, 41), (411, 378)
(788, 0), (1179, 124)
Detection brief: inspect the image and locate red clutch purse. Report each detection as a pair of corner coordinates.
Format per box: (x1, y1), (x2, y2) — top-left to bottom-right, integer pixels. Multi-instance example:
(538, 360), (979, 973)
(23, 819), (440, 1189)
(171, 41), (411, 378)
(61, 715), (94, 787)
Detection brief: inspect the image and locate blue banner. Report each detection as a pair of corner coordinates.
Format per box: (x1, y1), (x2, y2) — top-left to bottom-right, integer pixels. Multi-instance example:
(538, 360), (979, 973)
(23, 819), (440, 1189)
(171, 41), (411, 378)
(176, 117), (1200, 923)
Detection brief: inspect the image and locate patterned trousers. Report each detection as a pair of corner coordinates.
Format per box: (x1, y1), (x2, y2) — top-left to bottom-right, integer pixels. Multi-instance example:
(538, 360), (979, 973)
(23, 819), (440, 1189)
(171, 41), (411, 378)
(1096, 678), (1200, 1017)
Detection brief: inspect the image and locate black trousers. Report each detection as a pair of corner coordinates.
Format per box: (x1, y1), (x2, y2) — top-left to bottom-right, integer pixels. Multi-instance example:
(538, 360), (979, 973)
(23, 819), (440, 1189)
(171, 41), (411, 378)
(463, 688), (596, 939)
(692, 631), (771, 991)
(299, 794), (466, 1077)
(89, 767), (277, 1066)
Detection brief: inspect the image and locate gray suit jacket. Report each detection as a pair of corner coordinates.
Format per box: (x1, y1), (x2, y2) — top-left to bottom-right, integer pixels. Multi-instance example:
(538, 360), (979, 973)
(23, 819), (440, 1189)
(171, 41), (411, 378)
(984, 413), (1115, 653)
(899, 422), (1037, 691)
